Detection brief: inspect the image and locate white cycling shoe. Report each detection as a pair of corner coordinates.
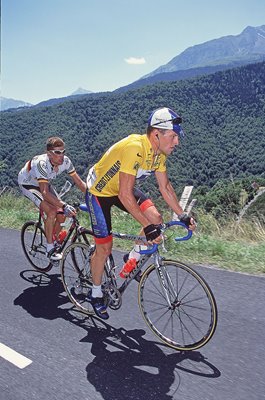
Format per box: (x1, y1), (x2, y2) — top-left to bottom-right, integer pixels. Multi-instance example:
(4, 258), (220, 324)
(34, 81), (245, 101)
(46, 248), (63, 261)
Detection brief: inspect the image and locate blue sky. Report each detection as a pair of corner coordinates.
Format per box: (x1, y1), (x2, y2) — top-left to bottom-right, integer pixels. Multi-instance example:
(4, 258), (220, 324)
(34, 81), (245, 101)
(2, 0), (265, 104)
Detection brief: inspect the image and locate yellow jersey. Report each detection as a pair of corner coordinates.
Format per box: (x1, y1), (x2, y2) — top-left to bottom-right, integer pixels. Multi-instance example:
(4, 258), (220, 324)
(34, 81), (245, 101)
(87, 134), (167, 197)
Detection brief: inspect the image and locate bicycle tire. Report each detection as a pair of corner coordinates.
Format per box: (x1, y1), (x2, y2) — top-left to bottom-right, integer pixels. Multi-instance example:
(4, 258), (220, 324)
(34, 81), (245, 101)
(138, 260), (218, 351)
(60, 242), (95, 314)
(21, 221), (52, 272)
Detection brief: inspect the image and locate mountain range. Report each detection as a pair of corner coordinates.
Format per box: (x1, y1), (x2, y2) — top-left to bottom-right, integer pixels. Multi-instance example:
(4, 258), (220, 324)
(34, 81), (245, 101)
(0, 97), (33, 111)
(144, 25), (265, 77)
(0, 88), (93, 111)
(116, 24), (265, 92)
(1, 24), (265, 110)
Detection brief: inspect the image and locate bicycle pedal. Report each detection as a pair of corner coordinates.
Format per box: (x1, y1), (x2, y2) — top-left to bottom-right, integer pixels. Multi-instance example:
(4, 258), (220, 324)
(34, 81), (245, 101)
(51, 260), (60, 267)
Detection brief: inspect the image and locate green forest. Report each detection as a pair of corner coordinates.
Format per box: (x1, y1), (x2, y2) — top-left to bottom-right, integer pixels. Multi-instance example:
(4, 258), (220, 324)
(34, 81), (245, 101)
(1, 61), (265, 218)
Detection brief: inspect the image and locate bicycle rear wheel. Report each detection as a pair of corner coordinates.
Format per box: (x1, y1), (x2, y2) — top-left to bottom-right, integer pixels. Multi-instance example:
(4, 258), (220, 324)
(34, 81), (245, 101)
(60, 242), (94, 314)
(138, 260), (218, 351)
(21, 221), (52, 272)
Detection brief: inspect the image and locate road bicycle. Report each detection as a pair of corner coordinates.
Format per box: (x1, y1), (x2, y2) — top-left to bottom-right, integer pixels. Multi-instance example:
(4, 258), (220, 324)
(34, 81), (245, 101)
(60, 211), (218, 351)
(20, 182), (92, 273)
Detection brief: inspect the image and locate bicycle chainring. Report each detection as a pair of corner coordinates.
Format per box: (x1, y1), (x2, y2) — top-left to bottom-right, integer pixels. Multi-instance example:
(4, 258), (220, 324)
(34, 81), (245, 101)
(103, 283), (122, 310)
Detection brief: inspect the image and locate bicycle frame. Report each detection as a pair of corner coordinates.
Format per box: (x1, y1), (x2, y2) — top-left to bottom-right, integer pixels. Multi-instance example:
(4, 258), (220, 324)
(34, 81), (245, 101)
(105, 221), (192, 296)
(39, 206), (91, 251)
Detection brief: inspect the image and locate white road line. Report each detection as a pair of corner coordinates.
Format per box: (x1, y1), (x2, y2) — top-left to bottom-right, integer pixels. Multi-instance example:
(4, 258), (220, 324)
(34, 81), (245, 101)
(0, 342), (32, 369)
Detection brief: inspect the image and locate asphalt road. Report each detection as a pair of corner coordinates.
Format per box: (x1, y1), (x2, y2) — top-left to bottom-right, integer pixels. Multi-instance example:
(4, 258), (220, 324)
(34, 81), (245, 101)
(0, 227), (265, 400)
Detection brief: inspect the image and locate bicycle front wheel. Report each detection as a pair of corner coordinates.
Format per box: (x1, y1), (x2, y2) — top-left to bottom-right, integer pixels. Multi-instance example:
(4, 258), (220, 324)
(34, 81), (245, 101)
(138, 260), (218, 351)
(21, 221), (52, 272)
(60, 242), (94, 314)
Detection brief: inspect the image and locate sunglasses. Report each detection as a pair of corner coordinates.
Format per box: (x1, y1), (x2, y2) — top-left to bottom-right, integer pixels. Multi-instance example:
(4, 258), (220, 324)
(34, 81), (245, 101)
(49, 149), (66, 155)
(154, 116), (184, 137)
(154, 116), (182, 126)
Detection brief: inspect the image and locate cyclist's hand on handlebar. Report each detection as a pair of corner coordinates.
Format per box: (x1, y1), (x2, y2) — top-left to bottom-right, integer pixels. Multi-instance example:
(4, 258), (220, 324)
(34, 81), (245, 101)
(63, 203), (76, 217)
(144, 224), (162, 243)
(179, 213), (197, 231)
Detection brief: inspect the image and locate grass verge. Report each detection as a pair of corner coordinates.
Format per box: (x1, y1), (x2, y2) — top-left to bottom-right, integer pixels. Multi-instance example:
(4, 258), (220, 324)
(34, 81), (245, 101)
(0, 192), (264, 275)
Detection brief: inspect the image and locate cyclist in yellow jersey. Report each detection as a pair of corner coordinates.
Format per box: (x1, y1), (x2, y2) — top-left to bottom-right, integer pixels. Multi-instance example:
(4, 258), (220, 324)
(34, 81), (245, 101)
(85, 107), (196, 319)
(87, 134), (167, 197)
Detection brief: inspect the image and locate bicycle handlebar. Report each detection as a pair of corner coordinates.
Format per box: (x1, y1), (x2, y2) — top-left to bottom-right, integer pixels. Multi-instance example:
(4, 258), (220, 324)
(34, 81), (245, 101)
(139, 221), (193, 255)
(165, 220), (193, 241)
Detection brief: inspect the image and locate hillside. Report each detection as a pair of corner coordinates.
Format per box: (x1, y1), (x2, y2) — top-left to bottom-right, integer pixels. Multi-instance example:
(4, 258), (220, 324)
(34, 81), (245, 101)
(1, 62), (265, 204)
(115, 61), (253, 94)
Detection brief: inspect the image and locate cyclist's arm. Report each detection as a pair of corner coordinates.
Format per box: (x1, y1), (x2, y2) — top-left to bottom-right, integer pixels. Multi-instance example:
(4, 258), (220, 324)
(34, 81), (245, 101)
(39, 181), (65, 208)
(155, 170), (184, 216)
(70, 171), (87, 193)
(118, 172), (151, 228)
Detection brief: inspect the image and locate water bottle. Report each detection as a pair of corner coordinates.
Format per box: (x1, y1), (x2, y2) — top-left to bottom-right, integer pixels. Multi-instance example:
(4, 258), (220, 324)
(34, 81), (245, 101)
(119, 258), (137, 279)
(58, 229), (67, 243)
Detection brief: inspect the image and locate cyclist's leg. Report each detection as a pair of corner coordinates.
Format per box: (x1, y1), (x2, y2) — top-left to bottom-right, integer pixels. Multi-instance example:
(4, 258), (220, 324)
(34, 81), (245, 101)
(125, 188), (162, 262)
(85, 191), (115, 318)
(89, 238), (112, 320)
(19, 185), (62, 260)
(20, 183), (59, 246)
(40, 201), (57, 245)
(19, 184), (43, 209)
(85, 192), (113, 282)
(39, 201), (64, 260)
(53, 211), (66, 241)
(48, 185), (66, 240)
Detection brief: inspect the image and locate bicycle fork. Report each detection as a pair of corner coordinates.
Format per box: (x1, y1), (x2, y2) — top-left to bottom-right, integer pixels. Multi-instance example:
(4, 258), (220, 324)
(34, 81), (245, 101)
(153, 254), (179, 310)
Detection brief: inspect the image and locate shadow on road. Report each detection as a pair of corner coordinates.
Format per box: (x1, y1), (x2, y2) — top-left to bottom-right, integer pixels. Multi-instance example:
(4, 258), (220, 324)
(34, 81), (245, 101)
(80, 319), (221, 400)
(14, 270), (68, 319)
(14, 270), (221, 399)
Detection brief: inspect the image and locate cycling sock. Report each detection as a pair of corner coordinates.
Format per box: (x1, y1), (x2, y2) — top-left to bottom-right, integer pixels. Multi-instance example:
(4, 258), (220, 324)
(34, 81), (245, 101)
(92, 284), (103, 298)
(129, 244), (148, 261)
(46, 243), (54, 253)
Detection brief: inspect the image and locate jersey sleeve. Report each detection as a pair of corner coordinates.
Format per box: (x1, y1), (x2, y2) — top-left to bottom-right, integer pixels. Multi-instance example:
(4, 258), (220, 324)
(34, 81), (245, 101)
(64, 157), (76, 176)
(119, 142), (143, 176)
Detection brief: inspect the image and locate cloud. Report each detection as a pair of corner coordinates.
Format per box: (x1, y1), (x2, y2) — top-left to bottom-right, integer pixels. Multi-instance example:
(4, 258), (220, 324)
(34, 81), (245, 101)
(124, 57), (146, 65)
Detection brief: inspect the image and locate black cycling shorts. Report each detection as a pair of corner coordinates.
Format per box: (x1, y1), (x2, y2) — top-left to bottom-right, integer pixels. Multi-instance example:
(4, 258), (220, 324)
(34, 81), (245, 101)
(85, 187), (154, 243)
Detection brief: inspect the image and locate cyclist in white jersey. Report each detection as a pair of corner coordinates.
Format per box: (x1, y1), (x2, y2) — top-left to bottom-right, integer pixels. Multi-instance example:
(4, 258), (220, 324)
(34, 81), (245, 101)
(18, 136), (86, 260)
